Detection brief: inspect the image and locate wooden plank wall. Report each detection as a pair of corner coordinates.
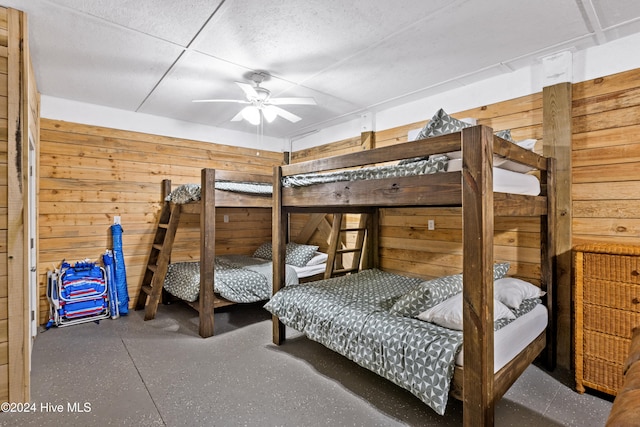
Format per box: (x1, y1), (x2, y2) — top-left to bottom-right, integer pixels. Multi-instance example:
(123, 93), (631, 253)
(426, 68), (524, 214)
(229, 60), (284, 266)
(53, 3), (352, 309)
(38, 120), (283, 324)
(572, 68), (640, 245)
(0, 6), (9, 403)
(290, 135), (365, 163)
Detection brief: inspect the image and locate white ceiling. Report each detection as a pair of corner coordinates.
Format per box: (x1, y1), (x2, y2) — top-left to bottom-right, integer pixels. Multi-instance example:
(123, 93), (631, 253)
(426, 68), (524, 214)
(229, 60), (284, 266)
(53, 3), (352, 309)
(7, 0), (640, 139)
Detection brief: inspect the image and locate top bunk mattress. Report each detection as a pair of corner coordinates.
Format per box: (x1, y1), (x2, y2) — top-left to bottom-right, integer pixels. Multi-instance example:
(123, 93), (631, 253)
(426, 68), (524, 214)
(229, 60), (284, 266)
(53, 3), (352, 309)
(281, 156), (540, 196)
(281, 155), (449, 188)
(447, 158), (540, 196)
(166, 182), (273, 204)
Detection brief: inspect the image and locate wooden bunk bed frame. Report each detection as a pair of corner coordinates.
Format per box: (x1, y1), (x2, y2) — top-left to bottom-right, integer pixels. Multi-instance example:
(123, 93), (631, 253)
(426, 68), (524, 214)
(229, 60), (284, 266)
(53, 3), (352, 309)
(135, 168), (273, 338)
(271, 125), (556, 426)
(135, 168), (343, 338)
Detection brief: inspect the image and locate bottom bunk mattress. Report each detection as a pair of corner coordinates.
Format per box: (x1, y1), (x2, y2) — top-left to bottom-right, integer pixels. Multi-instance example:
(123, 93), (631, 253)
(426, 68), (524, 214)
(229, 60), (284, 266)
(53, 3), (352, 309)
(456, 302), (547, 372)
(264, 268), (544, 415)
(163, 255), (298, 303)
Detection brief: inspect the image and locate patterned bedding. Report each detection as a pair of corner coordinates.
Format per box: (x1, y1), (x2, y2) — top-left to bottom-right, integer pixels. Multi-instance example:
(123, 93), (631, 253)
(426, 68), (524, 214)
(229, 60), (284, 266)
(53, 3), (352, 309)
(166, 181), (272, 204)
(163, 255), (298, 303)
(264, 268), (541, 415)
(281, 155), (449, 188)
(264, 269), (460, 415)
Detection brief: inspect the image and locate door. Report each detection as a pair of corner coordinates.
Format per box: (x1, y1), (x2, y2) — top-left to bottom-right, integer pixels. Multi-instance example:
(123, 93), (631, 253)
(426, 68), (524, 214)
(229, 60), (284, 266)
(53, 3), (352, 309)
(28, 134), (37, 356)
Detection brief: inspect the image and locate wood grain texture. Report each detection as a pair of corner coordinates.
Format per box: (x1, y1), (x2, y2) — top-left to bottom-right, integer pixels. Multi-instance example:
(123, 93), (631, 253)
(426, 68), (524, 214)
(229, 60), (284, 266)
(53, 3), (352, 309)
(6, 7), (29, 403)
(461, 125), (495, 426)
(38, 119), (282, 324)
(0, 8), (7, 397)
(543, 82), (572, 369)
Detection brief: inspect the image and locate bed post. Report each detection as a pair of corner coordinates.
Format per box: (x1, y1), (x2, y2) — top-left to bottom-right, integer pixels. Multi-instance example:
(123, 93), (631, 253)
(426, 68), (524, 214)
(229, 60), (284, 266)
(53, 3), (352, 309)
(272, 166), (287, 344)
(541, 157), (557, 369)
(543, 82), (572, 369)
(461, 125), (495, 426)
(161, 179), (171, 201)
(368, 209), (380, 270)
(199, 168), (215, 338)
(160, 178), (173, 305)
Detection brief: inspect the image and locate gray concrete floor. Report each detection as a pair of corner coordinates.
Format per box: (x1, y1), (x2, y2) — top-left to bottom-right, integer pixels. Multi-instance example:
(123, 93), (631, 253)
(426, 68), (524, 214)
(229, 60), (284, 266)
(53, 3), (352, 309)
(1, 302), (612, 426)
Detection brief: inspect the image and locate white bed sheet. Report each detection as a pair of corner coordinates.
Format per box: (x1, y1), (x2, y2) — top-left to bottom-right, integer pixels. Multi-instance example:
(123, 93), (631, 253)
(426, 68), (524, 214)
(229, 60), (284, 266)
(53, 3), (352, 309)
(447, 158), (540, 196)
(293, 263), (327, 278)
(456, 303), (548, 372)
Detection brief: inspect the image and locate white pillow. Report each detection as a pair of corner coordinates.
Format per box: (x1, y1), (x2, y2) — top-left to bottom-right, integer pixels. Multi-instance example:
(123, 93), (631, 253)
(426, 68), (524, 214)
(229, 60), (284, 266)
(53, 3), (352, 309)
(514, 138), (537, 151)
(416, 293), (515, 330)
(305, 251), (328, 266)
(494, 277), (546, 309)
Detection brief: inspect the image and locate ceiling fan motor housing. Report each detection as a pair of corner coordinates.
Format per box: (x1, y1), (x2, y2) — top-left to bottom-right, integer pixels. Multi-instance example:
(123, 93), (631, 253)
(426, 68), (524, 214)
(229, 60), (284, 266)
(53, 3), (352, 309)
(252, 87), (271, 104)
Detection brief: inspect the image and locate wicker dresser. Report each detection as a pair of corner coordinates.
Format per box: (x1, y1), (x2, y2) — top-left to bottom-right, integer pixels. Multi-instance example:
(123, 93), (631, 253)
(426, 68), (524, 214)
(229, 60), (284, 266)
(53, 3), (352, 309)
(574, 243), (640, 396)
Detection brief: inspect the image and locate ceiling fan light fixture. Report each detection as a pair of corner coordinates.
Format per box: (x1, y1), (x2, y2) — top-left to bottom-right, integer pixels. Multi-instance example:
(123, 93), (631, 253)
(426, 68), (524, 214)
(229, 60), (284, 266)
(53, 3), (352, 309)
(241, 106), (261, 125)
(263, 106), (278, 123)
(194, 73), (314, 125)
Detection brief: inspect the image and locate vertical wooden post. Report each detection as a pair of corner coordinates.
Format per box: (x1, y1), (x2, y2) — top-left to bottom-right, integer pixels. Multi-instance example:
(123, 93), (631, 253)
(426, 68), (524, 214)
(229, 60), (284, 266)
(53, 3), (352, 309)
(361, 130), (375, 150)
(272, 166), (287, 344)
(360, 131), (376, 267)
(161, 179), (172, 200)
(7, 7), (28, 402)
(543, 82), (572, 369)
(462, 125), (494, 426)
(369, 209), (380, 270)
(199, 168), (215, 338)
(541, 157), (557, 369)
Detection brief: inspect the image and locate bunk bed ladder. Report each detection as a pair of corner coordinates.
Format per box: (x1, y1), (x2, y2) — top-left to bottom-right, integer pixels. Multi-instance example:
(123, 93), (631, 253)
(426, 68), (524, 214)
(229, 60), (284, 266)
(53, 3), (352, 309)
(135, 200), (181, 320)
(324, 213), (369, 278)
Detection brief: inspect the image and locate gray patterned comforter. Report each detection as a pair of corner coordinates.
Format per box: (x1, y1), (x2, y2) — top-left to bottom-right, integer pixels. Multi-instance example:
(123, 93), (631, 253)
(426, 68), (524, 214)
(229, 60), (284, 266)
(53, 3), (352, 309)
(264, 269), (462, 415)
(165, 181), (272, 204)
(281, 155), (449, 188)
(163, 255), (298, 303)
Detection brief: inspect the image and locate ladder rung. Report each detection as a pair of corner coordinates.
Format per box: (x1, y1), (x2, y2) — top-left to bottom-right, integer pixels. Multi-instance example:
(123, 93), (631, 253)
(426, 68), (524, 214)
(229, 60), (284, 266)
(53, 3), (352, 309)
(147, 265), (157, 273)
(158, 223), (169, 229)
(141, 285), (152, 295)
(340, 227), (366, 233)
(337, 248), (361, 254)
(152, 244), (163, 251)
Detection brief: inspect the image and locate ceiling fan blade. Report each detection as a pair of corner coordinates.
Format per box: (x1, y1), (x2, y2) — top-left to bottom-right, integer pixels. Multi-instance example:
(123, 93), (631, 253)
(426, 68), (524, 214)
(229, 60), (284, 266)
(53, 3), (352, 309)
(230, 110), (245, 122)
(236, 82), (259, 99)
(192, 99), (248, 103)
(269, 105), (302, 123)
(268, 97), (317, 106)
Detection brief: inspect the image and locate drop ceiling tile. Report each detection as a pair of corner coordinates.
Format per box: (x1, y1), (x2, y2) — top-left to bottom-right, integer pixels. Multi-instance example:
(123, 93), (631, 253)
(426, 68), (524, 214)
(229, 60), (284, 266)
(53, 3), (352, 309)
(190, 0), (452, 84)
(601, 18), (640, 42)
(21, 1), (184, 111)
(41, 0), (223, 45)
(9, 0), (640, 141)
(592, 0), (640, 29)
(303, 0), (591, 108)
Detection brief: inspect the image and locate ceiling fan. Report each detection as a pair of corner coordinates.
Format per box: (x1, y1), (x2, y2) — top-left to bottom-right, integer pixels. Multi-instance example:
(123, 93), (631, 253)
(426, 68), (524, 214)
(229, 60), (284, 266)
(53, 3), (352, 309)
(193, 72), (317, 125)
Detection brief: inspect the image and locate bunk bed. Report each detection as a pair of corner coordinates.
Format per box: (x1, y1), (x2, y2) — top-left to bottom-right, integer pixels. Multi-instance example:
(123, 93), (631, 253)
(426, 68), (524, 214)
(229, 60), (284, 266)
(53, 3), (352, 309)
(268, 125), (556, 426)
(135, 168), (329, 338)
